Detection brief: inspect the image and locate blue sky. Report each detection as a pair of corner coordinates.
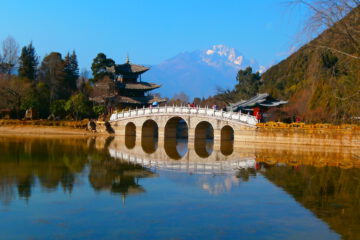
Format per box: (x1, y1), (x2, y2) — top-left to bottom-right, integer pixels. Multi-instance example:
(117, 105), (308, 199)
(0, 0), (307, 70)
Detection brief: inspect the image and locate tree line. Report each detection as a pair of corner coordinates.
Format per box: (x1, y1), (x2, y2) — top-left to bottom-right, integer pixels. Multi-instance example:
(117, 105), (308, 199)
(0, 36), (107, 120)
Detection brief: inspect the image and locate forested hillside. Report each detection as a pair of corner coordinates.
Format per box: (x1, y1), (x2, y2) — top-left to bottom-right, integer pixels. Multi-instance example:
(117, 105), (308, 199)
(261, 5), (360, 123)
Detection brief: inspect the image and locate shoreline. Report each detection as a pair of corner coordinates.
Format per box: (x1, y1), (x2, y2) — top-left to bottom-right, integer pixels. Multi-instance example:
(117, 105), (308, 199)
(1, 123), (359, 148)
(0, 125), (92, 136)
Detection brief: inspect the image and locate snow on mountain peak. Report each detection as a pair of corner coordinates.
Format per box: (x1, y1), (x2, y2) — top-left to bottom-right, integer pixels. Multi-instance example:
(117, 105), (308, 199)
(206, 49), (215, 55)
(258, 65), (267, 74)
(202, 44), (249, 68)
(146, 45), (266, 98)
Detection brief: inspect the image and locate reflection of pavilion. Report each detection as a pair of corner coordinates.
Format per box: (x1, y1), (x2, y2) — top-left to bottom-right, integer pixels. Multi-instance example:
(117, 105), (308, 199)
(87, 137), (158, 205)
(89, 159), (157, 202)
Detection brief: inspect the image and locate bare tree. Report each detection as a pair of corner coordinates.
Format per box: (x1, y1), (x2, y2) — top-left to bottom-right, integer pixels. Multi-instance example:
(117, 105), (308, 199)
(215, 86), (237, 104)
(77, 68), (89, 87)
(0, 36), (20, 74)
(291, 0), (360, 59)
(0, 75), (31, 118)
(168, 92), (190, 105)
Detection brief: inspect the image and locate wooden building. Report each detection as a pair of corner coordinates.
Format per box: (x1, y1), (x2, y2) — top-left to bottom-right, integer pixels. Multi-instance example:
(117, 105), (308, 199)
(90, 57), (166, 110)
(227, 93), (287, 121)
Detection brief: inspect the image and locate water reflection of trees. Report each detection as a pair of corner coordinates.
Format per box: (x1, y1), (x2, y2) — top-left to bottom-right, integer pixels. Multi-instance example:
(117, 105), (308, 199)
(262, 164), (360, 240)
(0, 137), (89, 205)
(235, 168), (257, 182)
(88, 145), (157, 202)
(231, 159), (360, 239)
(0, 137), (156, 206)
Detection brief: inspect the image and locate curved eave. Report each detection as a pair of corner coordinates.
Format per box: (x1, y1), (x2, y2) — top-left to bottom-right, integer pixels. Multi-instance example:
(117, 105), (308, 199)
(117, 82), (161, 91)
(114, 96), (167, 105)
(148, 98), (167, 104)
(115, 63), (150, 75)
(120, 86), (160, 91)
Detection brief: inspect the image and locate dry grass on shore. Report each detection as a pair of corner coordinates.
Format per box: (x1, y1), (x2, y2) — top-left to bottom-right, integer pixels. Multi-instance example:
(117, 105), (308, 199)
(257, 122), (360, 130)
(0, 119), (89, 128)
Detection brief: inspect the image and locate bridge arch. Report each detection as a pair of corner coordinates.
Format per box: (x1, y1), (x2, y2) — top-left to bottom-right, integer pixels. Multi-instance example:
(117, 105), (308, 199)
(125, 122), (136, 149)
(194, 140), (213, 158)
(125, 122), (136, 136)
(194, 121), (214, 158)
(195, 121), (214, 139)
(220, 139), (234, 156)
(142, 119), (158, 138)
(220, 125), (234, 156)
(221, 125), (234, 141)
(141, 119), (158, 154)
(165, 117), (188, 139)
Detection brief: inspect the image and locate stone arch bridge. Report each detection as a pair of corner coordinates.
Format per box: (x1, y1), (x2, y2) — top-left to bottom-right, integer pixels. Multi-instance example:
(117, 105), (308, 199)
(106, 106), (258, 144)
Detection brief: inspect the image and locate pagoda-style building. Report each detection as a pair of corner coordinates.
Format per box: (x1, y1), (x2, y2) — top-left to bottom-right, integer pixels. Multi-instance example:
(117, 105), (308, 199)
(90, 57), (166, 110)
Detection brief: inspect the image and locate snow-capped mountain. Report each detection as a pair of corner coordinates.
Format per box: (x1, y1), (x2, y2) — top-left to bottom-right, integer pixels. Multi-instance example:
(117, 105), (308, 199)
(145, 45), (265, 99)
(202, 44), (257, 69)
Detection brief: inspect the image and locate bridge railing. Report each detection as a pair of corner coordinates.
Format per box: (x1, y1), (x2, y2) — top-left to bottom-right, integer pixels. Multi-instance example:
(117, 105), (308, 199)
(109, 148), (257, 174)
(109, 106), (258, 126)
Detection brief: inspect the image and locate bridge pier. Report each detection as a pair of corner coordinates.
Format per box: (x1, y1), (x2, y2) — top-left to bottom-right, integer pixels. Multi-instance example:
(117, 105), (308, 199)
(158, 127), (166, 148)
(214, 129), (221, 142)
(188, 128), (195, 140)
(136, 129), (142, 141)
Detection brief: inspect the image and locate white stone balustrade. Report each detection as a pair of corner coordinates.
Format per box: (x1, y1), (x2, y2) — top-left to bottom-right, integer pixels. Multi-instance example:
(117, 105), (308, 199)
(110, 106), (258, 126)
(108, 148), (256, 175)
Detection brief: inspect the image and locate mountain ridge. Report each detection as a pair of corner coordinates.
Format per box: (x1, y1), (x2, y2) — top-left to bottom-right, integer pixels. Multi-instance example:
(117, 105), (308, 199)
(144, 45), (265, 99)
(260, 6), (360, 123)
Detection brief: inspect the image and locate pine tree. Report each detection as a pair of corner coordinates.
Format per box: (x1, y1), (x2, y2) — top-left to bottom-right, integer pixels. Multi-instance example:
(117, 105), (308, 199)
(91, 53), (115, 82)
(18, 42), (38, 80)
(64, 51), (79, 96)
(235, 67), (261, 99)
(38, 52), (66, 101)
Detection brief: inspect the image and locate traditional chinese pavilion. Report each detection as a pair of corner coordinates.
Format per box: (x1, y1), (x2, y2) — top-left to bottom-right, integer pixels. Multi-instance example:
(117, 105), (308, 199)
(90, 57), (166, 109)
(227, 93), (287, 121)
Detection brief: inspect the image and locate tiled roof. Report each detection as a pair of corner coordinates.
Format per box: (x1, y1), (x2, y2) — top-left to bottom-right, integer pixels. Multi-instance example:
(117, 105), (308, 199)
(114, 96), (166, 105)
(116, 63), (149, 74)
(228, 93), (288, 111)
(117, 82), (160, 90)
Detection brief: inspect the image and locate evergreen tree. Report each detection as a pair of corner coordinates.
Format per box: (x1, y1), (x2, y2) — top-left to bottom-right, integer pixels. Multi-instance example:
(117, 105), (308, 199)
(64, 51), (79, 95)
(38, 52), (66, 101)
(18, 42), (38, 80)
(235, 67), (261, 99)
(91, 53), (115, 82)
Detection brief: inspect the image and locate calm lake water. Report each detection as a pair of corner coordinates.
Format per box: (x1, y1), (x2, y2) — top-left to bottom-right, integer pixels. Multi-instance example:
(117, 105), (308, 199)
(0, 135), (359, 240)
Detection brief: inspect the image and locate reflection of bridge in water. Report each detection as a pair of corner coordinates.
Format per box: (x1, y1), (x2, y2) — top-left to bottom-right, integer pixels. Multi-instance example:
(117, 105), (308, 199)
(108, 137), (256, 175)
(106, 135), (360, 173)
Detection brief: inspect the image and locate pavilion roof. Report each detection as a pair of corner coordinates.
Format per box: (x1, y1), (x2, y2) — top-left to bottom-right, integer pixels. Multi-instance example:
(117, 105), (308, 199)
(117, 82), (160, 91)
(115, 63), (149, 75)
(114, 95), (166, 105)
(228, 93), (288, 111)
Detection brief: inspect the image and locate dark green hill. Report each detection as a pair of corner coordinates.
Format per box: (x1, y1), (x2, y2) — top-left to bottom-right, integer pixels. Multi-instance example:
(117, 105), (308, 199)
(261, 6), (360, 123)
